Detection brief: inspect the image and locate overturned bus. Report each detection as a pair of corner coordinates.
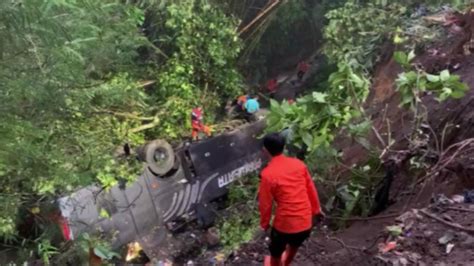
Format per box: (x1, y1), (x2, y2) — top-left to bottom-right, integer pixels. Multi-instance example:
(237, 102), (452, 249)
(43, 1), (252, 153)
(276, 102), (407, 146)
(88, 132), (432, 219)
(56, 118), (267, 259)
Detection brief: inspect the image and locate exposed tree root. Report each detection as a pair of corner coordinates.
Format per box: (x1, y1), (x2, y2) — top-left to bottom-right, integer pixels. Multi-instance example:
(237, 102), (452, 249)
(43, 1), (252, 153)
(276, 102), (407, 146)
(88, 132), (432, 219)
(420, 209), (474, 234)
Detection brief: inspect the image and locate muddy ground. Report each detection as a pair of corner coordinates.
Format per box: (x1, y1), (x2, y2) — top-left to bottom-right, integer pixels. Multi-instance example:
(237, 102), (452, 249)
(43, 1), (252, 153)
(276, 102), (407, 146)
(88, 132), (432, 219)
(138, 10), (474, 266)
(227, 10), (474, 266)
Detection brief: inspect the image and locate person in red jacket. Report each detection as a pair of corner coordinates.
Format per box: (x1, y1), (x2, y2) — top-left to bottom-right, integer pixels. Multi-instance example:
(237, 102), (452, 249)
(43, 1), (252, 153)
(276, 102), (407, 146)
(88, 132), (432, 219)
(297, 61), (310, 81)
(259, 133), (322, 266)
(267, 78), (278, 93)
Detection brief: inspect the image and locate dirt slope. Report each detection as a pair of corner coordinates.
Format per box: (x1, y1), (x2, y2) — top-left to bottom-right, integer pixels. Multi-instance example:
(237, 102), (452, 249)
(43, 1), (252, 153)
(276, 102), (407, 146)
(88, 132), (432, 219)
(230, 11), (474, 266)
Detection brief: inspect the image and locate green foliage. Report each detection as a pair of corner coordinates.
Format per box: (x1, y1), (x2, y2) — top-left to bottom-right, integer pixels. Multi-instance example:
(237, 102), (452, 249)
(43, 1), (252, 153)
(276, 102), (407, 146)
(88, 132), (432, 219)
(218, 175), (259, 252)
(394, 51), (469, 109)
(0, 0), (148, 239)
(37, 239), (59, 265)
(0, 0), (244, 260)
(150, 0), (244, 138)
(266, 62), (370, 153)
(324, 154), (384, 225)
(324, 1), (407, 70)
(53, 233), (119, 264)
(219, 212), (259, 252)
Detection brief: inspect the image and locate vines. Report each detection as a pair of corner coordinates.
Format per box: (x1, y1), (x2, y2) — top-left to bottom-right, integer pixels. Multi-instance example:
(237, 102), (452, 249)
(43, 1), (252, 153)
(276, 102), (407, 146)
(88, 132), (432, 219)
(324, 1), (407, 71)
(266, 62), (370, 154)
(394, 50), (468, 141)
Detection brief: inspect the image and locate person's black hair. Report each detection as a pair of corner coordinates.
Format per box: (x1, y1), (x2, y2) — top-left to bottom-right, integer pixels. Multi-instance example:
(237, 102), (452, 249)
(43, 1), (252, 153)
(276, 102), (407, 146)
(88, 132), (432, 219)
(263, 132), (285, 156)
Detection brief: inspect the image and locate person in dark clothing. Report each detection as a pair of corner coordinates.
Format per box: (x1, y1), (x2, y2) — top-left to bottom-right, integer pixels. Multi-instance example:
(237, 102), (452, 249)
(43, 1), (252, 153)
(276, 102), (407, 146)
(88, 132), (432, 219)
(297, 61), (310, 81)
(259, 133), (322, 266)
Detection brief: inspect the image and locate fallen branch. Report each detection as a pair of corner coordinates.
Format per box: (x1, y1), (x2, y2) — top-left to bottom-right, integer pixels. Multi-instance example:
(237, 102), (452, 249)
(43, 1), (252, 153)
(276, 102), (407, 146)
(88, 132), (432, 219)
(238, 0), (281, 36)
(130, 117), (161, 133)
(372, 126), (387, 148)
(445, 206), (474, 213)
(326, 236), (364, 254)
(420, 209), (474, 234)
(93, 109), (156, 121)
(326, 213), (401, 222)
(416, 138), (474, 185)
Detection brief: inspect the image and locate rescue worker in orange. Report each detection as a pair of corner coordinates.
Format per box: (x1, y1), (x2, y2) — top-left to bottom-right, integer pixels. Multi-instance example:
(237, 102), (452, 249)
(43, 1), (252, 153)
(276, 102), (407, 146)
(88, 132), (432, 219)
(259, 133), (322, 266)
(237, 94), (249, 111)
(191, 107), (211, 140)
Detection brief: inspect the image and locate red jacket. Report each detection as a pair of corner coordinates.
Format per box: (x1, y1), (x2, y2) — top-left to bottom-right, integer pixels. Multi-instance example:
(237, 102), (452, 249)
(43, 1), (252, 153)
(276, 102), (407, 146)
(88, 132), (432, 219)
(267, 79), (278, 92)
(259, 155), (321, 233)
(298, 62), (309, 73)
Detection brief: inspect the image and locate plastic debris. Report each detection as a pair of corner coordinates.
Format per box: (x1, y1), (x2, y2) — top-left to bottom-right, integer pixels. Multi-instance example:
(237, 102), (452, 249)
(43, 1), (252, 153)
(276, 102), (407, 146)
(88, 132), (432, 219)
(156, 260), (173, 266)
(464, 190), (474, 203)
(379, 241), (397, 253)
(209, 252), (225, 266)
(431, 194), (453, 205)
(387, 225), (403, 237)
(446, 243), (455, 254)
(452, 194), (465, 203)
(214, 253), (225, 262)
(438, 231), (455, 245)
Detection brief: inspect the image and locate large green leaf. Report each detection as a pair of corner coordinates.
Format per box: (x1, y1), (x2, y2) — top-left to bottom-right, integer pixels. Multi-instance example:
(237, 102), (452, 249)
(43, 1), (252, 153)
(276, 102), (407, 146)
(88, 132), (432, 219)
(393, 51), (408, 66)
(440, 70), (450, 82)
(312, 92), (327, 103)
(94, 246), (120, 260)
(426, 74), (439, 83)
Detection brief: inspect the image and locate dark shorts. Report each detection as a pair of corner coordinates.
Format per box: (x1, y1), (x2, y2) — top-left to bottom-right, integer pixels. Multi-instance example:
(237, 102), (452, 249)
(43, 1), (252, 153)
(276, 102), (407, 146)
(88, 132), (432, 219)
(269, 228), (311, 257)
(297, 71), (305, 80)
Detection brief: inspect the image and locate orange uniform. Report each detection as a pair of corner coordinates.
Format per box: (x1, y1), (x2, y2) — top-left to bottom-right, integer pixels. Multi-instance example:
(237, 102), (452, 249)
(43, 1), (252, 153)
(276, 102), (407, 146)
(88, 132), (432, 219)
(237, 95), (248, 110)
(191, 108), (211, 140)
(259, 155), (321, 233)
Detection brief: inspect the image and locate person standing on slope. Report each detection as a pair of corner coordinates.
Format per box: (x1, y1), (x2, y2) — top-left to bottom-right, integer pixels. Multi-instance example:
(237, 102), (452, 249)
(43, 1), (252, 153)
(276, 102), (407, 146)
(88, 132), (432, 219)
(297, 60), (310, 81)
(259, 133), (322, 266)
(266, 78), (278, 98)
(243, 94), (260, 122)
(191, 107), (211, 141)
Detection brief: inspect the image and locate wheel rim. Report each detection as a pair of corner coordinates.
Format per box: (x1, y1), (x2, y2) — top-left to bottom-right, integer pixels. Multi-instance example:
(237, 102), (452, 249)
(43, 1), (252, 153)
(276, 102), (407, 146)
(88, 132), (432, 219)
(153, 147), (169, 167)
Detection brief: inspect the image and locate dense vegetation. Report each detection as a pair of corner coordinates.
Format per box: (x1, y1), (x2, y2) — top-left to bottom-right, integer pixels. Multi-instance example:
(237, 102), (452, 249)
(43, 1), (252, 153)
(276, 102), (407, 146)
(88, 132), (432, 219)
(1, 0), (472, 263)
(1, 0), (244, 262)
(267, 0), (471, 221)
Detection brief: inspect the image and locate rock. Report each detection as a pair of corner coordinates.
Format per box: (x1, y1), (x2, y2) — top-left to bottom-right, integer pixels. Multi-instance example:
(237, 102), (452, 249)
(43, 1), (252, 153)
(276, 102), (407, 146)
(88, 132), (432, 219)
(406, 252), (422, 263)
(399, 257), (409, 265)
(460, 235), (474, 248)
(424, 230), (434, 238)
(396, 210), (423, 224)
(456, 231), (470, 241)
(438, 231), (455, 245)
(204, 227), (220, 247)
